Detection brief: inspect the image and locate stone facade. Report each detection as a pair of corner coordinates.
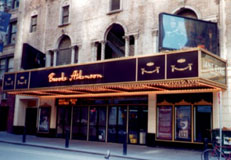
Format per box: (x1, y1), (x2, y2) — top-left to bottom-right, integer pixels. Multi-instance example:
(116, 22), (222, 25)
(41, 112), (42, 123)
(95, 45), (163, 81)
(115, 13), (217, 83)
(11, 0), (231, 136)
(15, 0), (220, 68)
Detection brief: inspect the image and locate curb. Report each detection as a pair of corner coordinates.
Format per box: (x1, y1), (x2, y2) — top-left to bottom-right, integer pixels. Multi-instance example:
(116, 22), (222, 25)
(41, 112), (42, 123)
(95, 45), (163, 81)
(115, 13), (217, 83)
(0, 140), (150, 160)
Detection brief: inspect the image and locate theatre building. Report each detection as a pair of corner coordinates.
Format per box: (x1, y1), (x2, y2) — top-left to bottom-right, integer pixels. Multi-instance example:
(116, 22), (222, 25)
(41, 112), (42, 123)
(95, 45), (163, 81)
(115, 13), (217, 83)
(3, 0), (231, 146)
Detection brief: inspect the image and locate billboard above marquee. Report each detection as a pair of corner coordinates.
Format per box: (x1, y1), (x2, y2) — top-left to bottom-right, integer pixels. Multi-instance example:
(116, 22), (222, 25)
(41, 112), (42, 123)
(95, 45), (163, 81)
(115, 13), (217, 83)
(2, 48), (226, 92)
(21, 43), (46, 70)
(159, 13), (219, 55)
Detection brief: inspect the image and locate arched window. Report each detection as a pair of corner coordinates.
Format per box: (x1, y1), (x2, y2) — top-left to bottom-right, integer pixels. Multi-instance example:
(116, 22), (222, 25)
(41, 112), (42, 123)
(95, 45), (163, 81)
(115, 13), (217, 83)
(176, 9), (198, 19)
(57, 35), (72, 66)
(105, 24), (125, 59)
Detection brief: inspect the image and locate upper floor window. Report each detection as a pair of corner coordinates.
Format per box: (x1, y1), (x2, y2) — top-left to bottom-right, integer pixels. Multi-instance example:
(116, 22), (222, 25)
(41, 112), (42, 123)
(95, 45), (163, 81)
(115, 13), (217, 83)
(109, 0), (121, 12)
(176, 9), (198, 19)
(1, 0), (19, 11)
(57, 35), (72, 66)
(95, 42), (101, 61)
(11, 0), (19, 9)
(0, 56), (14, 79)
(30, 15), (37, 33)
(0, 59), (6, 78)
(129, 35), (134, 56)
(61, 5), (69, 25)
(4, 20), (17, 45)
(105, 24), (125, 59)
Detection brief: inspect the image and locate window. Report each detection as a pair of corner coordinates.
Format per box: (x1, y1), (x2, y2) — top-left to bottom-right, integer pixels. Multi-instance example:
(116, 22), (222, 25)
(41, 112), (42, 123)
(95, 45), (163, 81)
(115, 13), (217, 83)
(0, 57), (14, 79)
(0, 1), (4, 11)
(57, 36), (71, 66)
(110, 0), (121, 11)
(49, 50), (54, 67)
(5, 21), (17, 45)
(62, 5), (69, 24)
(176, 9), (198, 19)
(7, 57), (14, 72)
(2, 0), (19, 11)
(30, 15), (37, 32)
(95, 42), (101, 61)
(129, 35), (134, 56)
(11, 0), (19, 9)
(0, 59), (6, 78)
(73, 46), (78, 63)
(105, 24), (125, 59)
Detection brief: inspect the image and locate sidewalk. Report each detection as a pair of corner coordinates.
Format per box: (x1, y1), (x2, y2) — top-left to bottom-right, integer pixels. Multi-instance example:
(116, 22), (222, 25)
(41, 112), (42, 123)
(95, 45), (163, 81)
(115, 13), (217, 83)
(0, 132), (202, 160)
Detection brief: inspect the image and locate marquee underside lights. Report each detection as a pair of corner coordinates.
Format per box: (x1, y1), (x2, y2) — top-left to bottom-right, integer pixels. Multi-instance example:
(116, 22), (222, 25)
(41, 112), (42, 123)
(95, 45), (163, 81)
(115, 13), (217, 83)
(3, 48), (226, 97)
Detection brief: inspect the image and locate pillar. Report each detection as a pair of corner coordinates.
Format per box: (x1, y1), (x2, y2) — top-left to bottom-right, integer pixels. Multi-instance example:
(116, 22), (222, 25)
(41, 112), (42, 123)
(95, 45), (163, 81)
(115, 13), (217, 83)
(124, 36), (129, 57)
(134, 34), (139, 56)
(101, 41), (105, 60)
(53, 50), (57, 66)
(152, 29), (159, 53)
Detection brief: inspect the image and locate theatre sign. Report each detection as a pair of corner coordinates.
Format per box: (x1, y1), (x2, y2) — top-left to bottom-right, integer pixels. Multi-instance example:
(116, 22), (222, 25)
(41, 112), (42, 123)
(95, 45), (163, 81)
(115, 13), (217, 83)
(2, 48), (227, 95)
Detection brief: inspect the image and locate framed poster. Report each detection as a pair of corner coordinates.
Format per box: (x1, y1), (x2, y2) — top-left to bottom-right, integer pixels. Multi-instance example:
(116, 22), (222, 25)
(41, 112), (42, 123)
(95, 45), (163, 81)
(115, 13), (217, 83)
(38, 107), (51, 133)
(157, 106), (173, 140)
(175, 106), (191, 141)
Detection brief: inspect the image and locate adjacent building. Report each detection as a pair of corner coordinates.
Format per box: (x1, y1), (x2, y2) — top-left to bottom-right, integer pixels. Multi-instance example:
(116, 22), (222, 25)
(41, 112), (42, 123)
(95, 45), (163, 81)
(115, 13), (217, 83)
(0, 0), (19, 132)
(2, 0), (231, 146)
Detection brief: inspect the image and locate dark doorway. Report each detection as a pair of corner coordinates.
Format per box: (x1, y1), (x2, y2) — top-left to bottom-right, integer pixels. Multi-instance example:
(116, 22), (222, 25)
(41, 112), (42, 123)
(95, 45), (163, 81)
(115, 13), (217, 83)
(0, 107), (9, 131)
(89, 106), (106, 142)
(194, 105), (212, 142)
(72, 106), (88, 140)
(108, 106), (127, 143)
(25, 108), (38, 135)
(128, 105), (148, 144)
(56, 106), (72, 138)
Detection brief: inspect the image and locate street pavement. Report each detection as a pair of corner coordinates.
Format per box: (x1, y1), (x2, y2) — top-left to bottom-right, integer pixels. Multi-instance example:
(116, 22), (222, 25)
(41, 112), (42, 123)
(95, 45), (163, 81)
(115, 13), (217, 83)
(0, 132), (202, 160)
(0, 142), (130, 160)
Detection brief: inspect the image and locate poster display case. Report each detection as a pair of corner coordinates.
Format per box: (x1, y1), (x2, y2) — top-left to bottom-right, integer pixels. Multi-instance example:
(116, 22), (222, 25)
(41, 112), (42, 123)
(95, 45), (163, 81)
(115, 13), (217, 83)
(175, 106), (191, 141)
(38, 106), (51, 133)
(157, 106), (173, 140)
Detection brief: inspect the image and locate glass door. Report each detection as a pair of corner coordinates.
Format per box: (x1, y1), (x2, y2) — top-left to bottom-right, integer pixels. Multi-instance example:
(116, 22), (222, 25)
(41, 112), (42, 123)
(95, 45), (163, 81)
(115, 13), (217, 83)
(194, 105), (212, 142)
(72, 106), (88, 140)
(128, 105), (148, 144)
(56, 106), (72, 138)
(108, 106), (127, 143)
(89, 106), (106, 141)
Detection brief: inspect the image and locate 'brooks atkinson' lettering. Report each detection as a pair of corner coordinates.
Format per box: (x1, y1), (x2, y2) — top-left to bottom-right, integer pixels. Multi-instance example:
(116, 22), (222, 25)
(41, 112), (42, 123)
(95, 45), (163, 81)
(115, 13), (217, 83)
(48, 70), (103, 83)
(69, 70), (103, 81)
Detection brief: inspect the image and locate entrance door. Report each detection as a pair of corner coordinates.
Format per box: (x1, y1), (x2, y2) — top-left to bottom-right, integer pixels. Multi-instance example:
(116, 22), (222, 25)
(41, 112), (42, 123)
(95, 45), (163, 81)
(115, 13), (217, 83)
(128, 105), (148, 144)
(89, 106), (106, 141)
(194, 105), (212, 142)
(25, 108), (38, 135)
(72, 106), (88, 140)
(57, 106), (72, 138)
(108, 106), (127, 143)
(0, 107), (9, 131)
